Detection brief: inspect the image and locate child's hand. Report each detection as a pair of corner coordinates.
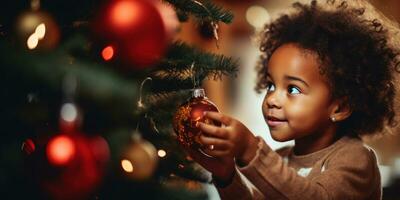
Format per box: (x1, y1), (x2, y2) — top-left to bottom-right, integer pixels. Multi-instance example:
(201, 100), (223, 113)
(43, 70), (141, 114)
(197, 111), (259, 166)
(185, 147), (235, 184)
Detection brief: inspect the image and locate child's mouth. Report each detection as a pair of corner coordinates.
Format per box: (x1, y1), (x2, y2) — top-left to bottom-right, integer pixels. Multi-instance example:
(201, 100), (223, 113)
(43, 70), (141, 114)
(267, 116), (287, 127)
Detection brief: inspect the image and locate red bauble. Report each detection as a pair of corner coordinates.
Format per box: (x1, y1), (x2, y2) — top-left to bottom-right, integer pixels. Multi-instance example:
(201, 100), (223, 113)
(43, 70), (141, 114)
(93, 0), (168, 67)
(173, 88), (221, 150)
(41, 133), (110, 200)
(22, 138), (36, 155)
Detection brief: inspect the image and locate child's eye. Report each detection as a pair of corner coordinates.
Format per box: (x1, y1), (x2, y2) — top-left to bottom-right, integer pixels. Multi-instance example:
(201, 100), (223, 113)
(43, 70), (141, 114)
(267, 82), (275, 92)
(288, 85), (301, 94)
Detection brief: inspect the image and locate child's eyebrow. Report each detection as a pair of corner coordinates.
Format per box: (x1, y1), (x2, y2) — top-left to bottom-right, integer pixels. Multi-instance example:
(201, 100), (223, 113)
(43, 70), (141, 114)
(284, 75), (309, 87)
(266, 73), (273, 80)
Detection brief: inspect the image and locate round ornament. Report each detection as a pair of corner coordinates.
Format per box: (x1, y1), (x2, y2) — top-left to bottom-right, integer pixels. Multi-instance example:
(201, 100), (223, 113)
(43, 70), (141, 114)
(42, 133), (109, 200)
(121, 135), (158, 180)
(93, 0), (168, 67)
(15, 10), (60, 50)
(173, 88), (221, 150)
(22, 138), (36, 155)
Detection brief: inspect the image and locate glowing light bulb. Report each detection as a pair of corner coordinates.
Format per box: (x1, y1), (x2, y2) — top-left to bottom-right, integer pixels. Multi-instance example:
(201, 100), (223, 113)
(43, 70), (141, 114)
(27, 33), (39, 49)
(102, 45), (114, 61)
(121, 159), (133, 173)
(246, 6), (271, 29)
(35, 23), (46, 39)
(60, 103), (78, 122)
(157, 149), (166, 158)
(46, 135), (75, 165)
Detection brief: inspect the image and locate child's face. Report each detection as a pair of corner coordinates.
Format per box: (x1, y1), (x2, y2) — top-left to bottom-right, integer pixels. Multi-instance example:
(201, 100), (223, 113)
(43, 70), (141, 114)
(262, 43), (336, 142)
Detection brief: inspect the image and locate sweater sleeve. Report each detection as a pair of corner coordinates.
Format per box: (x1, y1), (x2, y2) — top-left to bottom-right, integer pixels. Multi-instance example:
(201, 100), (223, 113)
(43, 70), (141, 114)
(238, 138), (380, 200)
(216, 167), (265, 200)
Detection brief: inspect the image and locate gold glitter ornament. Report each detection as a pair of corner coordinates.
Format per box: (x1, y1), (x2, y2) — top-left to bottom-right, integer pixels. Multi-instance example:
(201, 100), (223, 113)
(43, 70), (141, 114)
(173, 88), (221, 150)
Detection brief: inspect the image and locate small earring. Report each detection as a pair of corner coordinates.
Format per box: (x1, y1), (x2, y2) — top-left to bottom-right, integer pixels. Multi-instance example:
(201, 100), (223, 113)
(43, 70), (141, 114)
(330, 116), (336, 122)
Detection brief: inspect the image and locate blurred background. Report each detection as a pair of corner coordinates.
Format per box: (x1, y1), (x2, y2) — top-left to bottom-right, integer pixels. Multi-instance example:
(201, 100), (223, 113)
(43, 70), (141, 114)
(175, 0), (400, 199)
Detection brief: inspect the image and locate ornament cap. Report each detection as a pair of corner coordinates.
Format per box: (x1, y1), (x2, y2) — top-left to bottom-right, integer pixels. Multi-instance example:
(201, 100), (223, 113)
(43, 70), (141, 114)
(192, 88), (205, 98)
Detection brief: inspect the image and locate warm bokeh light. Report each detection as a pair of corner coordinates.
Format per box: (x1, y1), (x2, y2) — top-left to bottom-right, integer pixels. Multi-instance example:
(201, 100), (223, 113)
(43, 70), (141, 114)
(246, 5), (271, 29)
(35, 23), (46, 39)
(110, 0), (140, 29)
(157, 149), (166, 158)
(27, 33), (39, 49)
(102, 45), (114, 61)
(26, 23), (47, 50)
(46, 135), (75, 165)
(121, 159), (133, 173)
(60, 103), (78, 122)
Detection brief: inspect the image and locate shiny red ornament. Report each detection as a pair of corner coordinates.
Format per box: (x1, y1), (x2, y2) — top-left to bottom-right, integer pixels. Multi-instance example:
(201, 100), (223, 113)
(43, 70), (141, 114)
(22, 138), (36, 155)
(42, 133), (110, 200)
(93, 0), (168, 67)
(173, 88), (221, 150)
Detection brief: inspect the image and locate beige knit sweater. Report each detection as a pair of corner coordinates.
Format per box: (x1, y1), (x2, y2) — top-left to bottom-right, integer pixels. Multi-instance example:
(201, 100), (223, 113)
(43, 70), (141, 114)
(217, 136), (381, 200)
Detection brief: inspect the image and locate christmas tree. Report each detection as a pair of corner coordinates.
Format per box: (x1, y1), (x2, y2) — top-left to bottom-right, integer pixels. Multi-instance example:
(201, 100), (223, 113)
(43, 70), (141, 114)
(0, 0), (238, 199)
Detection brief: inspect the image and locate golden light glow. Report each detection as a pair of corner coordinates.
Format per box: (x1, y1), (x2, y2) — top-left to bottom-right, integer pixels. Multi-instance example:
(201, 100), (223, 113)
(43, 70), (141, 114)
(27, 33), (39, 49)
(35, 23), (46, 39)
(26, 23), (46, 50)
(246, 5), (271, 29)
(157, 149), (166, 157)
(121, 159), (133, 173)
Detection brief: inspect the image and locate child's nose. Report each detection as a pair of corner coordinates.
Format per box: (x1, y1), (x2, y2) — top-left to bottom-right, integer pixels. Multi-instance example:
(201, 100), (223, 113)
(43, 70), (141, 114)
(265, 91), (282, 109)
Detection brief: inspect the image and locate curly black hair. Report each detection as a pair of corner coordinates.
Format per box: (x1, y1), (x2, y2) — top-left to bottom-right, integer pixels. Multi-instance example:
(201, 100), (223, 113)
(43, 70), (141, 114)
(255, 0), (400, 136)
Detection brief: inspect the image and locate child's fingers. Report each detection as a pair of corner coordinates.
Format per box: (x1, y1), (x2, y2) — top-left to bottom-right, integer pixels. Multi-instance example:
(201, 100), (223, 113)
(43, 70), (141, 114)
(201, 148), (231, 158)
(199, 135), (231, 151)
(204, 111), (232, 126)
(185, 146), (215, 164)
(198, 122), (229, 139)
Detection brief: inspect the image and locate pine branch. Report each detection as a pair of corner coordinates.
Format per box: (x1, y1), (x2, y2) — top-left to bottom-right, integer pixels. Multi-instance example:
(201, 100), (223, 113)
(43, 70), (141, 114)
(134, 121), (211, 182)
(150, 41), (239, 93)
(147, 91), (190, 111)
(164, 0), (233, 23)
(160, 178), (209, 199)
(0, 37), (140, 122)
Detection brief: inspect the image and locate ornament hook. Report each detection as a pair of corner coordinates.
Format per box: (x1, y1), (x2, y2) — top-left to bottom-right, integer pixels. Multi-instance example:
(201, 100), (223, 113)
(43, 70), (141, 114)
(190, 62), (199, 89)
(192, 0), (219, 48)
(31, 0), (40, 11)
(138, 77), (152, 109)
(134, 77), (159, 138)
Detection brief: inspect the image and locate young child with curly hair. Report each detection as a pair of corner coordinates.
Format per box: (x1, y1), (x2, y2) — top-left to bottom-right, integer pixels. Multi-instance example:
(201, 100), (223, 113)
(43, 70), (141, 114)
(186, 0), (400, 199)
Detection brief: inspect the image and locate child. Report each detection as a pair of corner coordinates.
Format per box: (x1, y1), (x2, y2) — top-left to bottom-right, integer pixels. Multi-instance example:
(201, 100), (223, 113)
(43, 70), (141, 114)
(187, 0), (400, 199)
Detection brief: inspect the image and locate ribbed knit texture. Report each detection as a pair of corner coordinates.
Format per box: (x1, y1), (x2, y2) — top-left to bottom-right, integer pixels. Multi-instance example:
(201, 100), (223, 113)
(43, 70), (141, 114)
(217, 136), (381, 200)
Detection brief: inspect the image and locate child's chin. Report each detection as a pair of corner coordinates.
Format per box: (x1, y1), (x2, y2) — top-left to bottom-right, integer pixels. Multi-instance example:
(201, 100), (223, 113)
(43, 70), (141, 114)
(271, 133), (292, 142)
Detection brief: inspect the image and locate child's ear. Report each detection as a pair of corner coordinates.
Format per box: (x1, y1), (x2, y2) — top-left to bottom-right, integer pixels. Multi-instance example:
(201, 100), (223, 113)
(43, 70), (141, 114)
(330, 97), (352, 122)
